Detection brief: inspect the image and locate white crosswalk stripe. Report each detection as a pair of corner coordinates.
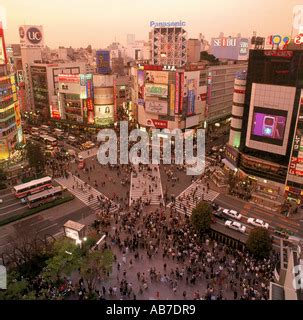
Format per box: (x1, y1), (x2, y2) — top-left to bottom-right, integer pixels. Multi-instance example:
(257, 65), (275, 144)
(55, 173), (118, 213)
(129, 164), (163, 206)
(167, 180), (219, 216)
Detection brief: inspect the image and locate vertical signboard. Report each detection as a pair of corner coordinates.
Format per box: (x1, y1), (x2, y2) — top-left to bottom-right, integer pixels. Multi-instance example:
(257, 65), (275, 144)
(113, 79), (117, 121)
(0, 23), (7, 65)
(175, 72), (180, 114)
(96, 50), (111, 75)
(170, 84), (175, 115)
(19, 25), (44, 48)
(179, 72), (184, 113)
(138, 70), (145, 106)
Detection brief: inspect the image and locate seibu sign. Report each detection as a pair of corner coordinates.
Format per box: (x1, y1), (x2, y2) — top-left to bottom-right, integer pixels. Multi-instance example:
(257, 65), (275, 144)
(19, 25), (44, 48)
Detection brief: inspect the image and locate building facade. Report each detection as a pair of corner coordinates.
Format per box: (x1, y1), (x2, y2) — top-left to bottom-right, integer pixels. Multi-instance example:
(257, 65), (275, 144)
(0, 25), (24, 161)
(225, 49), (303, 210)
(151, 26), (187, 67)
(131, 64), (207, 132)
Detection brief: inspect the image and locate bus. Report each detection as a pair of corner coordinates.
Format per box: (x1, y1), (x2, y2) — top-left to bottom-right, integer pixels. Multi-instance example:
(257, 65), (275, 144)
(27, 186), (64, 208)
(54, 128), (64, 137)
(40, 125), (51, 133)
(13, 176), (53, 198)
(40, 135), (58, 147)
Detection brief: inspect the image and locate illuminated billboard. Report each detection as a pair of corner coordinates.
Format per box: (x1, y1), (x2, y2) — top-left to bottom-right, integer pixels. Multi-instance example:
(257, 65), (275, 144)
(145, 84), (168, 98)
(94, 87), (114, 105)
(19, 25), (44, 48)
(251, 108), (287, 146)
(145, 71), (168, 84)
(94, 105), (114, 126)
(96, 50), (111, 75)
(145, 99), (168, 115)
(245, 84), (296, 156)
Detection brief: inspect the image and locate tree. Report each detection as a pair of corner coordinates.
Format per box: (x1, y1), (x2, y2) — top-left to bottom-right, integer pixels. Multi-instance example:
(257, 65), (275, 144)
(42, 239), (83, 281)
(80, 249), (113, 294)
(191, 201), (213, 235)
(246, 228), (273, 259)
(200, 51), (219, 64)
(26, 142), (45, 173)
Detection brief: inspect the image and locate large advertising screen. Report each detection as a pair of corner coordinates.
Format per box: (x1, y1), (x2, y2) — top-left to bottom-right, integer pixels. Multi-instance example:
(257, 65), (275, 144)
(96, 50), (111, 75)
(94, 105), (114, 126)
(145, 99), (168, 115)
(250, 107), (287, 146)
(145, 71), (168, 85)
(145, 84), (168, 98)
(94, 87), (114, 105)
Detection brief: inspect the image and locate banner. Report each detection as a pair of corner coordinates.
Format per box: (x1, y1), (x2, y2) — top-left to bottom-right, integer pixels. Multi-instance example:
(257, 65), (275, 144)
(180, 73), (184, 113)
(138, 70), (145, 106)
(145, 99), (168, 115)
(175, 72), (180, 114)
(170, 84), (175, 114)
(146, 119), (168, 129)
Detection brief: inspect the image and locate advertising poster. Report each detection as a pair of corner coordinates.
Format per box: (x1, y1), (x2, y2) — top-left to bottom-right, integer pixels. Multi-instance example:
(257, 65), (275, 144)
(175, 72), (180, 114)
(94, 105), (115, 126)
(138, 70), (145, 105)
(145, 84), (168, 98)
(96, 50), (111, 75)
(146, 119), (168, 129)
(145, 71), (168, 84)
(145, 99), (168, 115)
(114, 79), (117, 121)
(187, 79), (196, 115)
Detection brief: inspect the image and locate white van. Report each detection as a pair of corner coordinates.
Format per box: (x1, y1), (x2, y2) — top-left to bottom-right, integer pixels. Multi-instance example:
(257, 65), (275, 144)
(68, 136), (77, 143)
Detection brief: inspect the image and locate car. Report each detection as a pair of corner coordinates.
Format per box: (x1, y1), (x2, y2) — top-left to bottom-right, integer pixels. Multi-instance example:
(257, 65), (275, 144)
(213, 209), (227, 221)
(222, 209), (242, 220)
(247, 218), (269, 229)
(225, 220), (246, 233)
(20, 198), (27, 204)
(0, 199), (3, 204)
(46, 145), (54, 151)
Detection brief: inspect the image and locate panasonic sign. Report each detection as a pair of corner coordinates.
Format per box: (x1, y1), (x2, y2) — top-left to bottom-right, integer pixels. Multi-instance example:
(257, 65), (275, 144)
(150, 21), (186, 28)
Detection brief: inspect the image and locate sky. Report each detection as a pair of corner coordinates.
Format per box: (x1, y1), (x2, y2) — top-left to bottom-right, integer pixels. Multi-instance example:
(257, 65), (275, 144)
(0, 0), (301, 48)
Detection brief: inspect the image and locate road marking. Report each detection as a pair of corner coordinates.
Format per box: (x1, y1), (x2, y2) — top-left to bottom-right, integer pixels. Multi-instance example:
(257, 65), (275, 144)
(0, 233), (8, 239)
(37, 223), (58, 233)
(0, 202), (23, 210)
(0, 206), (25, 216)
(30, 219), (45, 227)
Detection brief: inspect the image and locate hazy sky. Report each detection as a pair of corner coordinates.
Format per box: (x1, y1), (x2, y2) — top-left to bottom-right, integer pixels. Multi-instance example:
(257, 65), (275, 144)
(1, 0), (300, 48)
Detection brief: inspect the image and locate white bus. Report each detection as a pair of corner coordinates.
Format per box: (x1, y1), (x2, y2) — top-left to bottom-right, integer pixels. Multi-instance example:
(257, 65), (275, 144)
(27, 186), (64, 208)
(13, 176), (53, 199)
(54, 129), (64, 137)
(40, 125), (51, 133)
(40, 135), (58, 147)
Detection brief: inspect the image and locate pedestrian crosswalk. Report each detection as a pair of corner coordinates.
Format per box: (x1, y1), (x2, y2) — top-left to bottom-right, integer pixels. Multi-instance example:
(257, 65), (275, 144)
(167, 180), (219, 216)
(129, 165), (164, 206)
(55, 173), (118, 213)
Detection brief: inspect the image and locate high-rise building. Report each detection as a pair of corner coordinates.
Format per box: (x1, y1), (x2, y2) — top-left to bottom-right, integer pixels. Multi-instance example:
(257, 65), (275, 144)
(151, 24), (187, 67)
(225, 49), (303, 211)
(0, 24), (24, 161)
(187, 39), (201, 63)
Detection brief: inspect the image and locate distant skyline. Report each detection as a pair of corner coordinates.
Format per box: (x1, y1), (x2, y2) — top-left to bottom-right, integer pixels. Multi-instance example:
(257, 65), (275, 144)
(0, 0), (301, 48)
